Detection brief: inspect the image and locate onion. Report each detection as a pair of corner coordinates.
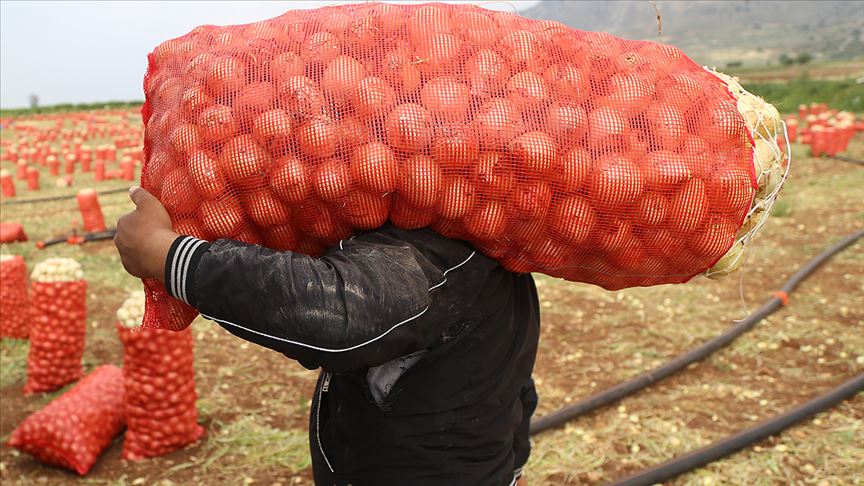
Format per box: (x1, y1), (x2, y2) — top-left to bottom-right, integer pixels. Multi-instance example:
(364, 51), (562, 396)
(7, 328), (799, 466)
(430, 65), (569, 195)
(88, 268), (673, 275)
(270, 156), (311, 203)
(161, 167), (201, 216)
(643, 150), (691, 189)
(337, 117), (371, 155)
(205, 56), (247, 98)
(465, 202), (508, 241)
(547, 103), (588, 147)
(321, 55), (367, 107)
(420, 77), (471, 122)
(187, 150), (227, 199)
(437, 177), (476, 220)
(339, 192), (391, 230)
(219, 135), (272, 190)
(199, 194), (246, 238)
(636, 192), (669, 226)
(168, 124), (201, 158)
(241, 189), (291, 227)
(587, 106), (628, 152)
(353, 77), (396, 120)
(350, 142), (398, 193)
(262, 223), (299, 252)
(471, 151), (515, 197)
(554, 146), (591, 194)
(453, 11), (499, 48)
(234, 82), (275, 130)
(269, 52), (304, 85)
(398, 154), (442, 209)
(296, 116), (338, 158)
(646, 105), (686, 151)
(590, 154), (645, 207)
(180, 86), (212, 121)
(431, 123), (479, 172)
(301, 32), (341, 66)
(605, 73), (654, 116)
(390, 198), (435, 229)
(464, 49), (510, 98)
(543, 64), (589, 103)
(669, 178), (708, 234)
(197, 105), (236, 143)
(499, 30), (542, 71)
(277, 76), (327, 120)
(510, 181), (552, 221)
(546, 196), (596, 245)
(313, 158), (352, 202)
(509, 131), (557, 177)
(473, 98), (523, 149)
(385, 103), (432, 153)
(414, 33), (462, 77)
(252, 109), (292, 149)
(505, 71), (549, 112)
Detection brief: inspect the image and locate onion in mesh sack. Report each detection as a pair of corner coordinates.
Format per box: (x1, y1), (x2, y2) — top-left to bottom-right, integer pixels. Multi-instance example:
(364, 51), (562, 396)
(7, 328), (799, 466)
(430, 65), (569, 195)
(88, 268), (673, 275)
(138, 3), (789, 330)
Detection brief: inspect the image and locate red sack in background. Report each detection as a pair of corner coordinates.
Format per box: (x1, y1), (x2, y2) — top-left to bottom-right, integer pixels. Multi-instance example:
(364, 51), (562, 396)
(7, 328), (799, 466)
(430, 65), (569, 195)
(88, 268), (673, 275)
(116, 292), (204, 459)
(0, 222), (28, 243)
(24, 259), (87, 394)
(140, 3), (755, 330)
(7, 365), (125, 475)
(0, 254), (29, 339)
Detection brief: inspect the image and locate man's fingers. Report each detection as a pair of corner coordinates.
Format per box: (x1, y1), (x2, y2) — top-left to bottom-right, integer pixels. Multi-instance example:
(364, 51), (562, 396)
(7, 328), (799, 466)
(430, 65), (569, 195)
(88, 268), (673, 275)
(129, 186), (156, 208)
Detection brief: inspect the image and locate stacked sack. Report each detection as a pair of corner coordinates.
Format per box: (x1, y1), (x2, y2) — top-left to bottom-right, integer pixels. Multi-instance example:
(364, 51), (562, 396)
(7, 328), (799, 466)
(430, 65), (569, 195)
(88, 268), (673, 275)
(0, 254), (30, 339)
(139, 3), (787, 330)
(7, 365), (126, 475)
(24, 258), (87, 394)
(116, 290), (205, 459)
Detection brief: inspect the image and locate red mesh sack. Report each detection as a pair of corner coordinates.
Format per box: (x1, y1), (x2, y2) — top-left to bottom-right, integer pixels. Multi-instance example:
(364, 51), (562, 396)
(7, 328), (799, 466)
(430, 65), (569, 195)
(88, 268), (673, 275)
(116, 291), (204, 459)
(7, 365), (125, 475)
(24, 258), (86, 394)
(140, 3), (763, 330)
(0, 222), (28, 243)
(0, 254), (29, 339)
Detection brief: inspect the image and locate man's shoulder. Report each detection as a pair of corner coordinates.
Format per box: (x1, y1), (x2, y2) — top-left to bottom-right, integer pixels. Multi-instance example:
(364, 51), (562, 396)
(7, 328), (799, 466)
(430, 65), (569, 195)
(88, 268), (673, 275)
(341, 224), (502, 276)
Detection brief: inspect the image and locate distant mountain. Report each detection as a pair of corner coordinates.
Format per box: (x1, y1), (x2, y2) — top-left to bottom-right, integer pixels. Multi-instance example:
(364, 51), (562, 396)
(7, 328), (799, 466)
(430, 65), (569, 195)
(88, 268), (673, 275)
(519, 1), (864, 67)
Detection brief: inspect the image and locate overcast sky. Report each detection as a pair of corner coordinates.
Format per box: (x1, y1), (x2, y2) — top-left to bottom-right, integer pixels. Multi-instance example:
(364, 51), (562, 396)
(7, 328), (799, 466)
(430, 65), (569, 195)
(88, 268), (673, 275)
(0, 1), (541, 109)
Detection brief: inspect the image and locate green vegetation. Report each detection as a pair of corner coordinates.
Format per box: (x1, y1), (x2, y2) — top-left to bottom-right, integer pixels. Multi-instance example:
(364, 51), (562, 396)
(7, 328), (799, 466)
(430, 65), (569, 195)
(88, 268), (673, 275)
(0, 339), (29, 388)
(779, 52), (813, 66)
(0, 101), (143, 118)
(743, 78), (864, 113)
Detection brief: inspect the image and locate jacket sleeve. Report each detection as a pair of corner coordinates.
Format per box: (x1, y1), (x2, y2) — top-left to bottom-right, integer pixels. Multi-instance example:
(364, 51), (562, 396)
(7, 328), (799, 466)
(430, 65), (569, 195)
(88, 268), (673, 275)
(163, 229), (474, 372)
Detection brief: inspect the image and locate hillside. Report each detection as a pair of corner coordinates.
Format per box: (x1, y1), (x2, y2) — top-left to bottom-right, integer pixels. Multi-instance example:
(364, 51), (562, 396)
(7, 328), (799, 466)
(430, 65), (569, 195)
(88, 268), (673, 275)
(520, 0), (864, 67)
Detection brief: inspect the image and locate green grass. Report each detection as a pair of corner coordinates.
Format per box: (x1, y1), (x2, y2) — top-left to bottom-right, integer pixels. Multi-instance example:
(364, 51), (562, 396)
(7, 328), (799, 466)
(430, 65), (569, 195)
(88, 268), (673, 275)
(198, 416), (311, 475)
(0, 339), (29, 388)
(743, 78), (864, 114)
(0, 101), (143, 118)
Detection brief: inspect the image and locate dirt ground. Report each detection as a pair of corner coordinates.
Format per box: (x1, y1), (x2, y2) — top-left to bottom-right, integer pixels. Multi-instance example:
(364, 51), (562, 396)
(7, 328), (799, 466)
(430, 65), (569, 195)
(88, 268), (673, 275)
(1, 123), (862, 485)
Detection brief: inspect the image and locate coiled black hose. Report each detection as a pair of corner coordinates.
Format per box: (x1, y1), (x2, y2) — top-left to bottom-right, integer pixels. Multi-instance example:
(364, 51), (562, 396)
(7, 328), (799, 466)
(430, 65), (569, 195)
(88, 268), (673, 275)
(531, 229), (864, 436)
(610, 372), (864, 486)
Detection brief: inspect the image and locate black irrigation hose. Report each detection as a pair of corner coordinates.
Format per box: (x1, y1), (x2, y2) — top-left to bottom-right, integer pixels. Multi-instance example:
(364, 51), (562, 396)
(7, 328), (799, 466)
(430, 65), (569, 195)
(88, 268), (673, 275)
(610, 372), (864, 486)
(530, 229), (864, 436)
(1, 186), (130, 206)
(828, 155), (864, 165)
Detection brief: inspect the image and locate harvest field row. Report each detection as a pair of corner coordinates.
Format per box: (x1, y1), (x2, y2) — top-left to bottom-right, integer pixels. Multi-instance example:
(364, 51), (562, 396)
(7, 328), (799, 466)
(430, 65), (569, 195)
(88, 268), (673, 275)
(1, 108), (862, 484)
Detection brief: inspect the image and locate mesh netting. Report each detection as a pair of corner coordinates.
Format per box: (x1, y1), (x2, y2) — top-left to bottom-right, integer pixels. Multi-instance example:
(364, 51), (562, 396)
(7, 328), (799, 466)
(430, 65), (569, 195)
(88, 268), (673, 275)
(140, 3), (762, 330)
(118, 324), (204, 459)
(24, 280), (87, 394)
(0, 255), (30, 339)
(7, 365), (125, 475)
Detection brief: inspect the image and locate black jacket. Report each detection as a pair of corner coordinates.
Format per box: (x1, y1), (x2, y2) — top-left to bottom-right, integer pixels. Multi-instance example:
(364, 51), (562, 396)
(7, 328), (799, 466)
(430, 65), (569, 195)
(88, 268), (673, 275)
(164, 224), (540, 486)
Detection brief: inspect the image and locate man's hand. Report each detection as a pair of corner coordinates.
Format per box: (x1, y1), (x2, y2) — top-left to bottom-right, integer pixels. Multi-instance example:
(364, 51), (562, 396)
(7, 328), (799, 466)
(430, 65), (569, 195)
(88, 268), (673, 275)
(114, 186), (178, 282)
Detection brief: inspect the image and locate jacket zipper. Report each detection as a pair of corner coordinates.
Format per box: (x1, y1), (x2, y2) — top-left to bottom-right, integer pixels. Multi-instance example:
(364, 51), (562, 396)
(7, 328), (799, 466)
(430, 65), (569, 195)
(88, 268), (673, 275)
(316, 371), (334, 472)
